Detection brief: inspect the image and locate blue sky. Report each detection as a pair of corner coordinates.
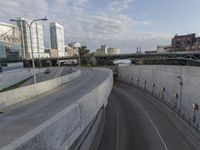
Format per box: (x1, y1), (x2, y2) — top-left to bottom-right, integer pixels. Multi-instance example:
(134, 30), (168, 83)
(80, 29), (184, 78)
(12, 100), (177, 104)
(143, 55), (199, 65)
(0, 0), (200, 53)
(133, 0), (200, 34)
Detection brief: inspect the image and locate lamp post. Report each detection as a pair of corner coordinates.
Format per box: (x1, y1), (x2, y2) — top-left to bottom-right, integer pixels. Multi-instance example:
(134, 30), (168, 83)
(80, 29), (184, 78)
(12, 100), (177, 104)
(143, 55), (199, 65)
(152, 83), (155, 94)
(144, 80), (147, 90)
(10, 17), (48, 84)
(131, 77), (133, 87)
(137, 78), (139, 88)
(173, 92), (179, 108)
(192, 103), (199, 123)
(177, 76), (183, 112)
(161, 87), (166, 100)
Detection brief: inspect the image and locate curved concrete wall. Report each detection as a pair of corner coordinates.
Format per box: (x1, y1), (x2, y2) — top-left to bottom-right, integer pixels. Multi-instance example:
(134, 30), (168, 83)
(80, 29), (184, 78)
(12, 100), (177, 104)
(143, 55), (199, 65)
(118, 65), (200, 123)
(0, 68), (45, 91)
(0, 70), (81, 109)
(1, 68), (113, 150)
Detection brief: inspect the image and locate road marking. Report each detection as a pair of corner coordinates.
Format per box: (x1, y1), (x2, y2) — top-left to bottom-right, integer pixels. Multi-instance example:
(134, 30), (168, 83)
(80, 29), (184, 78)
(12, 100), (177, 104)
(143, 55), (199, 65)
(116, 86), (169, 150)
(133, 97), (169, 150)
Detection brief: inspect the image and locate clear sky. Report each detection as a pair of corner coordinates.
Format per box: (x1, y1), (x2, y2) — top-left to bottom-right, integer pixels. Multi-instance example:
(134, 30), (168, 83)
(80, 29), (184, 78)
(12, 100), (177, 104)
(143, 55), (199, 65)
(0, 0), (200, 53)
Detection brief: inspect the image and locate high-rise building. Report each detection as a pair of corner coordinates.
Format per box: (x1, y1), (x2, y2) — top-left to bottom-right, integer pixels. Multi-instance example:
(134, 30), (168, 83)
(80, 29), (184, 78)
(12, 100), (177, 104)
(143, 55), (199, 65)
(50, 22), (65, 57)
(0, 22), (21, 60)
(16, 18), (47, 59)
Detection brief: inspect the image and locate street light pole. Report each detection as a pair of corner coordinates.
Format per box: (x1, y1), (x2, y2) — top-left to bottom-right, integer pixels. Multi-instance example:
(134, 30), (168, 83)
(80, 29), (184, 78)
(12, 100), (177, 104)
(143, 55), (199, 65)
(29, 23), (37, 84)
(177, 76), (183, 112)
(10, 17), (48, 84)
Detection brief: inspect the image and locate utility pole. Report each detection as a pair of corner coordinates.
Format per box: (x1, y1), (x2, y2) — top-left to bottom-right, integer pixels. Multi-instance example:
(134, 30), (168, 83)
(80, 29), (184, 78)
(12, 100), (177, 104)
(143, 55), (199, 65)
(177, 76), (183, 112)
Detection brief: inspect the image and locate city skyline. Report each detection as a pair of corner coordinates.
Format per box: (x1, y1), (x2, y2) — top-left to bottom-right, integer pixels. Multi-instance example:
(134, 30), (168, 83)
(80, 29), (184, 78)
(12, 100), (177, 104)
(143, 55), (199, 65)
(1, 0), (200, 53)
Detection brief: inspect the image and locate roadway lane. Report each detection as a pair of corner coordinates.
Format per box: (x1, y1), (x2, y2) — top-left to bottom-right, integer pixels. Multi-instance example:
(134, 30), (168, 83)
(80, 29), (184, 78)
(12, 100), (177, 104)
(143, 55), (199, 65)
(98, 82), (200, 150)
(0, 69), (108, 148)
(21, 67), (68, 87)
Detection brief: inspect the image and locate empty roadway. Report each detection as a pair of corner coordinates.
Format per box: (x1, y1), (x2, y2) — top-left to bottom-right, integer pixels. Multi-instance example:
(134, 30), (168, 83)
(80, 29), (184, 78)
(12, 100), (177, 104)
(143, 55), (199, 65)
(0, 69), (108, 148)
(98, 82), (200, 150)
(20, 67), (73, 87)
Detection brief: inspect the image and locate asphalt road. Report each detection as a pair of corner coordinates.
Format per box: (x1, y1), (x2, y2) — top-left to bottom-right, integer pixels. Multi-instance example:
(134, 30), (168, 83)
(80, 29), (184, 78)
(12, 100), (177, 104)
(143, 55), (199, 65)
(21, 66), (71, 87)
(0, 69), (108, 148)
(98, 82), (200, 150)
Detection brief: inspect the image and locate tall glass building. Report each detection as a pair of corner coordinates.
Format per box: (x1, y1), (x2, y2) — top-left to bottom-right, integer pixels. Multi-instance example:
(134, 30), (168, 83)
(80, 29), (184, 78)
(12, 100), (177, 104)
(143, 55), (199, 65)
(50, 22), (65, 57)
(16, 18), (48, 59)
(0, 22), (21, 60)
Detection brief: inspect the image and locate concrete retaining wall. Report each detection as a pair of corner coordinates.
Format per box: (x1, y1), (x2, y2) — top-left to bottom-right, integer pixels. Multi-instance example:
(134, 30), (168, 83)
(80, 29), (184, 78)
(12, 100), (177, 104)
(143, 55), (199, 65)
(118, 65), (200, 123)
(1, 68), (113, 150)
(6, 62), (23, 68)
(0, 69), (81, 109)
(0, 68), (45, 91)
(73, 107), (104, 150)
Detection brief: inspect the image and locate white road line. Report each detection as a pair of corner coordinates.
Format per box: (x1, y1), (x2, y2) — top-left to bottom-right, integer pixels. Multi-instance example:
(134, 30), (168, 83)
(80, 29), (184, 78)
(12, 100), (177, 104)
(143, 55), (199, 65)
(117, 86), (169, 150)
(137, 101), (169, 150)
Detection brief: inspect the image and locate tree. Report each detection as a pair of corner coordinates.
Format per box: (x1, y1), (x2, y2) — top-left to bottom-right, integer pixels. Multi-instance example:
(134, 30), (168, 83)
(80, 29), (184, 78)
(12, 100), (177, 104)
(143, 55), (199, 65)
(78, 46), (90, 66)
(78, 46), (89, 57)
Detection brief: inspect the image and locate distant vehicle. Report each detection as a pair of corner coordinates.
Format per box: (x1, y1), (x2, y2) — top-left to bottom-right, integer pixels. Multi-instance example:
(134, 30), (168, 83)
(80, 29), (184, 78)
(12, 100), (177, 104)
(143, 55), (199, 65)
(44, 68), (50, 74)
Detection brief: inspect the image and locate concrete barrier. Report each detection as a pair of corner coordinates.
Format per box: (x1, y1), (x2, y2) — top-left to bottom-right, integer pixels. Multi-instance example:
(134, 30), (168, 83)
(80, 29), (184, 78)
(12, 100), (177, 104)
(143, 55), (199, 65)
(77, 68), (113, 131)
(0, 69), (81, 109)
(118, 65), (200, 123)
(1, 68), (113, 150)
(0, 68), (45, 90)
(65, 68), (113, 149)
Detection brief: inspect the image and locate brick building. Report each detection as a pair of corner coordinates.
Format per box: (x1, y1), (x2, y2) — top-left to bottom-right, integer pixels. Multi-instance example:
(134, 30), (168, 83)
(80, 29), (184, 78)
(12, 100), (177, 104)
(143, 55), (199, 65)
(171, 34), (197, 51)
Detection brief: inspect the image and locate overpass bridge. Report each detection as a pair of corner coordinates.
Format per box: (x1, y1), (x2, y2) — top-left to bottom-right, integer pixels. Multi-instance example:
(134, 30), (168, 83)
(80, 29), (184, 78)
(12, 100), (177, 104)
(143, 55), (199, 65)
(2, 51), (200, 67)
(95, 52), (200, 64)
